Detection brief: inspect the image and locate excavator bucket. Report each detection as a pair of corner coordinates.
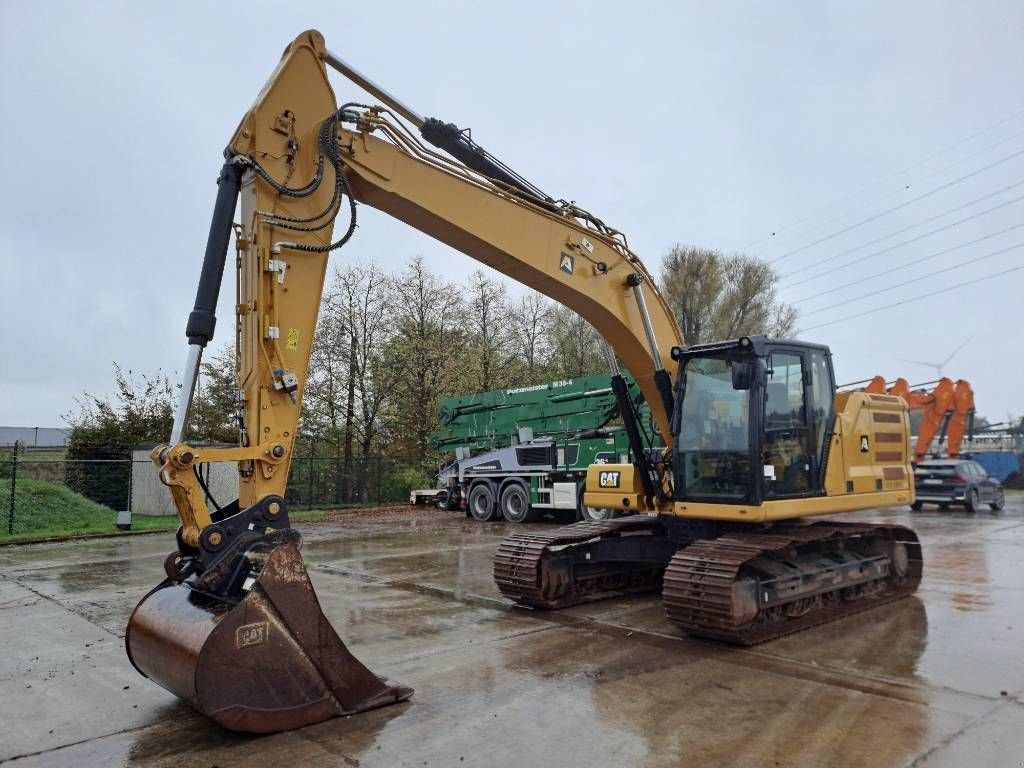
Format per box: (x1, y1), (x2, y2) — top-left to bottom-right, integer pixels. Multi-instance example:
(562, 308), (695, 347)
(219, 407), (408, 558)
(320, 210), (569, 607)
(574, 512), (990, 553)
(126, 542), (412, 733)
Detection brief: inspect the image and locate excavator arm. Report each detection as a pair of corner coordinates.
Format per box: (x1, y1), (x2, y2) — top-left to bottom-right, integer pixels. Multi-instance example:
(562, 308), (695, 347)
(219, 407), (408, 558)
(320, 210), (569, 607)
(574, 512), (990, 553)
(127, 29), (681, 734)
(159, 31), (680, 550)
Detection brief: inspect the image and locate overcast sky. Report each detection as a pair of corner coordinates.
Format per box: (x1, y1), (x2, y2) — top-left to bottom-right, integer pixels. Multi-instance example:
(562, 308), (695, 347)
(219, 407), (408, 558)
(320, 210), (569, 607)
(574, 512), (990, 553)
(2, 1), (1022, 427)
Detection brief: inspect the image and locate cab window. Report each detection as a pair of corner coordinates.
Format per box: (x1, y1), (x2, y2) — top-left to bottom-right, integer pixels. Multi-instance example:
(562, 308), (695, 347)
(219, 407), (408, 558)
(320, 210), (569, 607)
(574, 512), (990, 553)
(807, 349), (834, 483)
(675, 356), (752, 500)
(763, 353), (812, 497)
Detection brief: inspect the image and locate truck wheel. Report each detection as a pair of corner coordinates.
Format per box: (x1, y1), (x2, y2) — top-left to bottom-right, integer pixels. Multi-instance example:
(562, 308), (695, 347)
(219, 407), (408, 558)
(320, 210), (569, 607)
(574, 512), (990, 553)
(964, 488), (980, 514)
(467, 483), (498, 522)
(989, 488), (1005, 512)
(910, 501), (923, 511)
(500, 482), (537, 523)
(578, 486), (617, 522)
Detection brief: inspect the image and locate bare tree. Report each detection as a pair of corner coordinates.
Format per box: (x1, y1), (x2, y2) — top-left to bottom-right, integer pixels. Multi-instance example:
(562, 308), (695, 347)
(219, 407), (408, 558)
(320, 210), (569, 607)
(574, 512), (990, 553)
(301, 263), (400, 498)
(302, 285), (351, 456)
(546, 305), (605, 378)
(509, 291), (555, 382)
(464, 270), (517, 391)
(382, 256), (466, 463)
(659, 245), (797, 344)
(341, 264), (396, 458)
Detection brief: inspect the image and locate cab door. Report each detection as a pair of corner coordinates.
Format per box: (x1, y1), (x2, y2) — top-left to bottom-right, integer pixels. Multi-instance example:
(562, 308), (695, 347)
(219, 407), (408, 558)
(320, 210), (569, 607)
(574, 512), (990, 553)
(762, 346), (834, 499)
(762, 351), (813, 498)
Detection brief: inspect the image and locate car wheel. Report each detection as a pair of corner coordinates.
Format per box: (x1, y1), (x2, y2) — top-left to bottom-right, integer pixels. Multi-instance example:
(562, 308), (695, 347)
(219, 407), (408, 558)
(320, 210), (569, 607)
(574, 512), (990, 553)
(467, 483), (498, 522)
(499, 482), (537, 523)
(964, 488), (980, 514)
(989, 488), (1005, 512)
(910, 501), (923, 511)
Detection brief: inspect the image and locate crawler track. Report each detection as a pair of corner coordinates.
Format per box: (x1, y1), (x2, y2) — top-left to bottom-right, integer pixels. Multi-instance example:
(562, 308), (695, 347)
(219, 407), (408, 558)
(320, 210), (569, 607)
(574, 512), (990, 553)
(493, 516), (667, 608)
(495, 518), (923, 646)
(661, 522), (922, 645)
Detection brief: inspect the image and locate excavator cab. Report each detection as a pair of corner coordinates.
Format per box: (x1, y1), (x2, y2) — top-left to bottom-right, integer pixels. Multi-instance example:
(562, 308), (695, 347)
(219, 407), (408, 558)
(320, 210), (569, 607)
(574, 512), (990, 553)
(671, 336), (836, 505)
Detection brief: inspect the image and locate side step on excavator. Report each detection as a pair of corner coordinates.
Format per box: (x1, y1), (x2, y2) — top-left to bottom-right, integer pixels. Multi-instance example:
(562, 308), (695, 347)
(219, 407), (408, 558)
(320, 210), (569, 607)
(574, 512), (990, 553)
(128, 30), (924, 733)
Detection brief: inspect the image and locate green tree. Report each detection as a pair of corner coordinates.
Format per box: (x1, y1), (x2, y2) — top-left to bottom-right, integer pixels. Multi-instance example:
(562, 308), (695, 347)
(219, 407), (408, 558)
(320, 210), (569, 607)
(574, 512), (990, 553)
(63, 364), (178, 509)
(188, 344), (239, 444)
(64, 364), (177, 454)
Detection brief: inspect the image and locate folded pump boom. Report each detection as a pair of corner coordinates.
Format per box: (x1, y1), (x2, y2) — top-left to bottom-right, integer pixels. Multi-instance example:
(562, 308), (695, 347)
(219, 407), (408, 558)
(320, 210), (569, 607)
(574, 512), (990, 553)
(864, 376), (976, 460)
(128, 30), (924, 734)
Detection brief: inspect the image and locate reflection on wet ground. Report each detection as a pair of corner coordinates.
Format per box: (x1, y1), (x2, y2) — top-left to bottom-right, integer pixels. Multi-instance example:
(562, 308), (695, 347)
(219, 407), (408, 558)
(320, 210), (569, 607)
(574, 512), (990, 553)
(1, 499), (1022, 767)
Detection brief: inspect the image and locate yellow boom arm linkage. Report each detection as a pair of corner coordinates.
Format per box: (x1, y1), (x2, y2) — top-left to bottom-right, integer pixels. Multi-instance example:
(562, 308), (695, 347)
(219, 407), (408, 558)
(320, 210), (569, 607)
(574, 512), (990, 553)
(157, 30), (681, 546)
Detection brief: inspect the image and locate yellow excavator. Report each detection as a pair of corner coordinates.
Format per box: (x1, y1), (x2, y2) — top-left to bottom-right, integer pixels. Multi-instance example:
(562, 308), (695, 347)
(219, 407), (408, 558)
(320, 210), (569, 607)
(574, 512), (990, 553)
(126, 30), (921, 733)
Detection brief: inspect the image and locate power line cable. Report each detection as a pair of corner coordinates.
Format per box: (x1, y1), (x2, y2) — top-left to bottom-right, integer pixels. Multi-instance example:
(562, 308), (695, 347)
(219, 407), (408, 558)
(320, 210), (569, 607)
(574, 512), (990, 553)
(797, 242), (1023, 317)
(779, 180), (1024, 280)
(748, 128), (1024, 258)
(767, 148), (1024, 265)
(780, 193), (1024, 289)
(736, 106), (1024, 254)
(791, 223), (1024, 304)
(797, 265), (1024, 333)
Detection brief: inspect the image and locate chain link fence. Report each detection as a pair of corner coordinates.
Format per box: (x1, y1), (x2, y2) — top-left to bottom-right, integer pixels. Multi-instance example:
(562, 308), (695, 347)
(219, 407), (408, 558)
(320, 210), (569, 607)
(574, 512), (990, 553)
(285, 456), (432, 509)
(2, 442), (433, 540)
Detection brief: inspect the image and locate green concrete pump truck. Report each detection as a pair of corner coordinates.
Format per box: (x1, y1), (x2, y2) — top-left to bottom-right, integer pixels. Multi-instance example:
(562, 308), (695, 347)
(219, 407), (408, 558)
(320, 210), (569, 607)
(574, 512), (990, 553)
(409, 373), (659, 523)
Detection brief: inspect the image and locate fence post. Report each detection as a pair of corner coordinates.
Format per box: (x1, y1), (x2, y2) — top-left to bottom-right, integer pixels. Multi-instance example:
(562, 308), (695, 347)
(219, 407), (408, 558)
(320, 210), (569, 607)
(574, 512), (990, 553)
(7, 441), (18, 535)
(304, 458), (312, 507)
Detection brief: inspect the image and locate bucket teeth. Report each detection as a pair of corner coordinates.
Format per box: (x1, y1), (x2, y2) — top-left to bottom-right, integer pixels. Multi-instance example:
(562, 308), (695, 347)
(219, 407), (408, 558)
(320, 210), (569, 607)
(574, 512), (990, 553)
(127, 542), (412, 733)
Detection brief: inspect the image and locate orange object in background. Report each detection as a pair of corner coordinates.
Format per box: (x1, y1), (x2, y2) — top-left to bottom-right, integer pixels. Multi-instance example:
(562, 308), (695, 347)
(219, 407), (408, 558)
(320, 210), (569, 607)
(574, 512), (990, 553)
(946, 380), (975, 458)
(862, 376), (973, 461)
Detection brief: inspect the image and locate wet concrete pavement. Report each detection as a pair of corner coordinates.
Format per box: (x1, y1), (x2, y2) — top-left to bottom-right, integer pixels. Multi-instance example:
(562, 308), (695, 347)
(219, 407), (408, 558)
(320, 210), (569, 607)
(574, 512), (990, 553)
(2, 498), (1022, 767)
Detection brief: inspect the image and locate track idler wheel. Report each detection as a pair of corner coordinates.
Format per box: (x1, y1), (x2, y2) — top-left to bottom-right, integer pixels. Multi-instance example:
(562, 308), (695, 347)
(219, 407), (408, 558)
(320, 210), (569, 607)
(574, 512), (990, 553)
(126, 543), (412, 733)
